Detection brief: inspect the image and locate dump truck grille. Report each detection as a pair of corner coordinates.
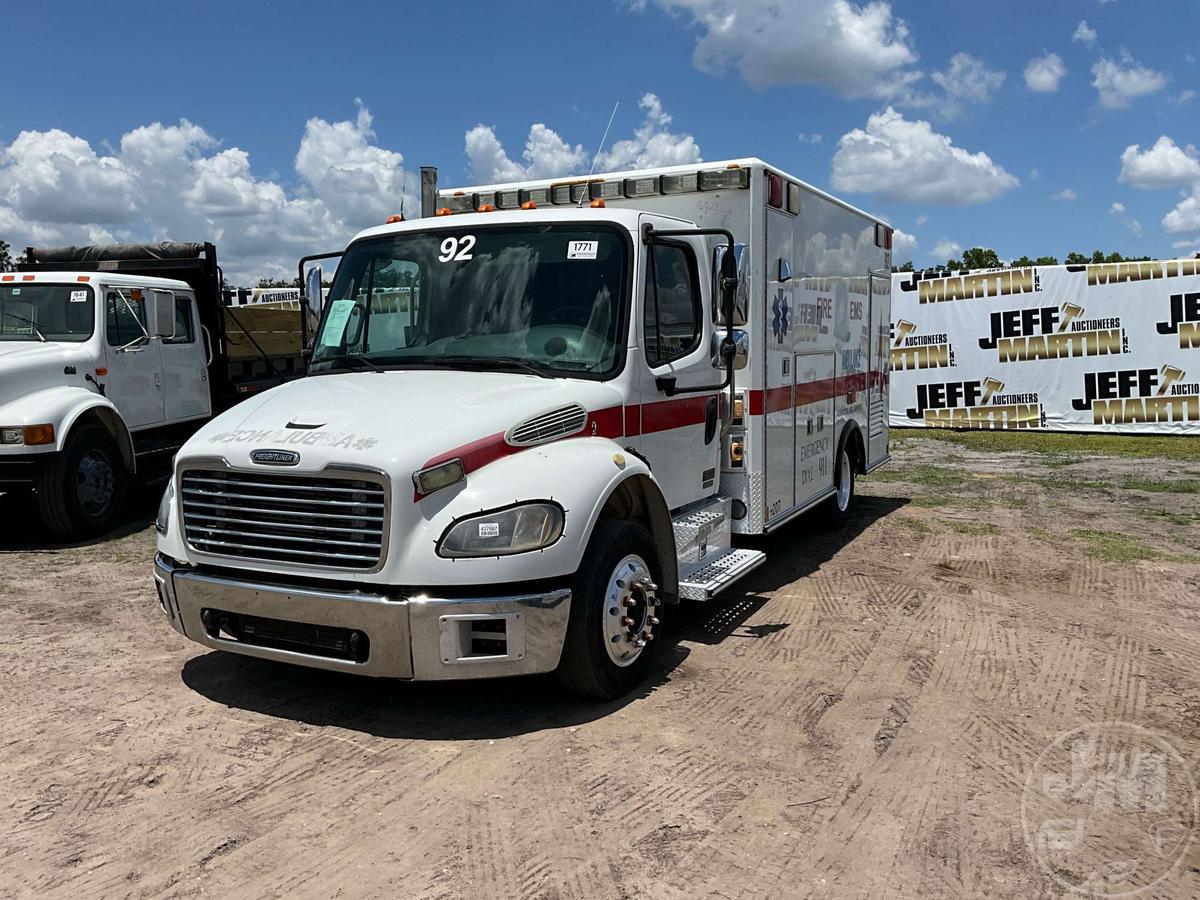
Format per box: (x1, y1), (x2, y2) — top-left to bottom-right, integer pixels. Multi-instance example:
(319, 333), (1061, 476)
(180, 468), (387, 570)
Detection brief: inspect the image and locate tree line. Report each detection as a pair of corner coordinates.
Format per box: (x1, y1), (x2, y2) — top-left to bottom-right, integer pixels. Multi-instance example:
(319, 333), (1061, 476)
(895, 246), (1199, 273)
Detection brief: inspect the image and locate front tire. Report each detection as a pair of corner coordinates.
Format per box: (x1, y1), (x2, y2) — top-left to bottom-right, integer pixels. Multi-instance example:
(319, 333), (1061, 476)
(555, 520), (664, 700)
(36, 424), (127, 540)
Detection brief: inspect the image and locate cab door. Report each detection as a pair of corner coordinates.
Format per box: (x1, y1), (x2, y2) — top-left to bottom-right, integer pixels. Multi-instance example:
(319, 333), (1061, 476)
(103, 287), (165, 429)
(157, 292), (211, 422)
(628, 216), (721, 512)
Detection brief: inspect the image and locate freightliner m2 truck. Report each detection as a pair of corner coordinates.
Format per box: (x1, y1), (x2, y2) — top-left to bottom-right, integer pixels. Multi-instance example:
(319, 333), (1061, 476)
(0, 243), (309, 538)
(153, 159), (893, 698)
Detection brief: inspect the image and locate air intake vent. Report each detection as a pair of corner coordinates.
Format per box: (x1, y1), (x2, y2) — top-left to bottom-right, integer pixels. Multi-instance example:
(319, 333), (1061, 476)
(506, 404), (588, 446)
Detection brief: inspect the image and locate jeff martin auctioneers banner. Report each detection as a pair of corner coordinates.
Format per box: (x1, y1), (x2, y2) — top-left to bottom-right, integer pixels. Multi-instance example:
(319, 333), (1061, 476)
(889, 259), (1200, 435)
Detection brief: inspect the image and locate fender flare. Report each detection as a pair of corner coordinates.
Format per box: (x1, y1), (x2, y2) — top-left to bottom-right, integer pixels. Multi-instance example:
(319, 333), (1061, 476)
(835, 420), (866, 476)
(587, 471), (679, 604)
(59, 396), (135, 471)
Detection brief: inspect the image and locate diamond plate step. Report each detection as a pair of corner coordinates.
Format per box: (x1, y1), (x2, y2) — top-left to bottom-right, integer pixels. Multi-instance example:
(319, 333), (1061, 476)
(678, 547), (766, 601)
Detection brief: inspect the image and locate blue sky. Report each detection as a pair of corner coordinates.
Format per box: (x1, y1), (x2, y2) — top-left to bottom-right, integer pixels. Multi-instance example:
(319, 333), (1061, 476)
(0, 0), (1197, 280)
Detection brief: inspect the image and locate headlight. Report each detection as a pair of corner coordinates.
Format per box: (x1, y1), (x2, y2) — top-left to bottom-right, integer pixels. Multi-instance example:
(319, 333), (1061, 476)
(156, 481), (175, 536)
(437, 502), (564, 558)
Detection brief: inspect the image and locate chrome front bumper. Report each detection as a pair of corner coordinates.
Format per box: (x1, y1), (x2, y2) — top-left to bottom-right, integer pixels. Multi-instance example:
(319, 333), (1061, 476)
(154, 554), (571, 680)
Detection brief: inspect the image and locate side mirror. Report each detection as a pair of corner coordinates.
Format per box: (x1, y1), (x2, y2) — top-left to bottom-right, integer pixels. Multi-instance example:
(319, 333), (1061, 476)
(712, 242), (748, 326)
(151, 290), (176, 340)
(711, 329), (750, 370)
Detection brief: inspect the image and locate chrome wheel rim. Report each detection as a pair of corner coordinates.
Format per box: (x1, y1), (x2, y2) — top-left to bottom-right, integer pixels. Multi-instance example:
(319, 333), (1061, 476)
(76, 449), (115, 516)
(836, 450), (852, 512)
(602, 554), (659, 667)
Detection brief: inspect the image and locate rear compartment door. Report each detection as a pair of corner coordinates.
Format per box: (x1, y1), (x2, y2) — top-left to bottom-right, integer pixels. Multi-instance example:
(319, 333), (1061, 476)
(868, 270), (890, 465)
(763, 208), (795, 522)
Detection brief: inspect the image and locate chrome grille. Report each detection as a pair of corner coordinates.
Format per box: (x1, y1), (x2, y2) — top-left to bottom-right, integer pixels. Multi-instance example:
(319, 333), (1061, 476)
(180, 468), (387, 570)
(507, 404), (588, 446)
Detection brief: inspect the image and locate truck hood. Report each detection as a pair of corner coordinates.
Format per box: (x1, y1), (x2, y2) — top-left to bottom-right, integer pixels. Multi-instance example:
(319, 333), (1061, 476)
(0, 342), (95, 410)
(183, 369), (625, 475)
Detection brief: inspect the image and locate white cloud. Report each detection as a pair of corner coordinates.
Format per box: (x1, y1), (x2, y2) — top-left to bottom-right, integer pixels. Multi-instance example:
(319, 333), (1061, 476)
(830, 107), (1018, 204)
(1163, 186), (1200, 234)
(1072, 20), (1098, 46)
(0, 105), (415, 284)
(933, 240), (962, 260)
(915, 214), (928, 226)
(464, 93), (700, 184)
(1053, 188), (1078, 201)
(1091, 55), (1168, 108)
(638, 0), (920, 98)
(932, 53), (1005, 116)
(798, 132), (823, 144)
(892, 228), (918, 258)
(1110, 201), (1125, 214)
(1024, 53), (1066, 92)
(1119, 136), (1200, 188)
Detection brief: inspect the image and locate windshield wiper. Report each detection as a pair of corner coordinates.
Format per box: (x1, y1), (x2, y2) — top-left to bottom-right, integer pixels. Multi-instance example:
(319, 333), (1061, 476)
(2, 312), (46, 342)
(315, 353), (383, 373)
(422, 355), (556, 379)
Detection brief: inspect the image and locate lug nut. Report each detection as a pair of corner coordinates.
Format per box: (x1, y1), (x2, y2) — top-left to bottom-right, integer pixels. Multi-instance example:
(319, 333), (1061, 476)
(621, 597), (637, 608)
(621, 616), (635, 627)
(641, 631), (655, 642)
(634, 639), (647, 648)
(648, 616), (660, 626)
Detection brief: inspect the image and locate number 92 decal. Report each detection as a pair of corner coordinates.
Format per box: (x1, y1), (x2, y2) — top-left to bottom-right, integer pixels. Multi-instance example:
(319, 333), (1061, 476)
(438, 235), (475, 262)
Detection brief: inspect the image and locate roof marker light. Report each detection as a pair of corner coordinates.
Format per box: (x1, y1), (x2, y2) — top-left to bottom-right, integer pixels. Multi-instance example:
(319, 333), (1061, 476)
(22, 275), (34, 281)
(590, 198), (606, 208)
(477, 203), (495, 213)
(520, 200), (538, 210)
(385, 214), (404, 224)
(435, 207), (453, 216)
(76, 275), (91, 282)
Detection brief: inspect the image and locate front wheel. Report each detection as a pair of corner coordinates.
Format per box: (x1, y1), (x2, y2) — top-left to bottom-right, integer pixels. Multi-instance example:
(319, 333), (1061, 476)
(555, 520), (664, 700)
(820, 446), (856, 530)
(35, 424), (127, 540)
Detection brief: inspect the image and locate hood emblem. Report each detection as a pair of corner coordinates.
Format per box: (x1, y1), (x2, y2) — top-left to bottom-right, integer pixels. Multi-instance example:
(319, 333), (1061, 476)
(251, 449), (301, 466)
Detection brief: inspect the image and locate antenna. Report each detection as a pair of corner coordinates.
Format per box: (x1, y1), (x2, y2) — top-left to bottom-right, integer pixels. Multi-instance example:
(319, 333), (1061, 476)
(578, 101), (619, 207)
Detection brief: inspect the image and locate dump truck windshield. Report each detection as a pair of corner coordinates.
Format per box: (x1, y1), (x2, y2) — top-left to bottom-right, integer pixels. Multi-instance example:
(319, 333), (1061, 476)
(0, 284), (95, 342)
(311, 224), (629, 378)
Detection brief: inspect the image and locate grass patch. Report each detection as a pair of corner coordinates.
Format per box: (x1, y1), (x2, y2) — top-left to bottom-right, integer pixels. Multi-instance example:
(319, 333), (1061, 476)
(1136, 508), (1198, 527)
(899, 517), (934, 536)
(946, 521), (999, 536)
(1028, 526), (1052, 542)
(1120, 478), (1200, 494)
(892, 428), (1200, 462)
(866, 464), (969, 488)
(1070, 529), (1159, 562)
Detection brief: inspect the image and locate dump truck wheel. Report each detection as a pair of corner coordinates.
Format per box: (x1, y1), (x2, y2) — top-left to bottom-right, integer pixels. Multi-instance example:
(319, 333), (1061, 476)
(36, 424), (126, 540)
(556, 519), (663, 700)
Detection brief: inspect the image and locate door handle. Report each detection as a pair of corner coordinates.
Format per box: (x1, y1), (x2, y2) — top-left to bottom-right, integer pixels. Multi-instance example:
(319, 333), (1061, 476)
(155, 371), (162, 386)
(704, 395), (718, 445)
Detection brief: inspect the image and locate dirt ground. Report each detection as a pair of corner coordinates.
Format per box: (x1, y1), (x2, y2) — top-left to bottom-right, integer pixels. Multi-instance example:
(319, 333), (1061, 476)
(2, 435), (1199, 899)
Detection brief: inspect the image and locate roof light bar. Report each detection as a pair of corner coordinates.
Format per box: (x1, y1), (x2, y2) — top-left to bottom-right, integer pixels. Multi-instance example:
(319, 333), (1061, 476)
(589, 180), (622, 201)
(519, 187), (551, 207)
(661, 172), (699, 194)
(699, 167), (750, 191)
(445, 192), (474, 214)
(496, 189), (521, 209)
(623, 175), (660, 198)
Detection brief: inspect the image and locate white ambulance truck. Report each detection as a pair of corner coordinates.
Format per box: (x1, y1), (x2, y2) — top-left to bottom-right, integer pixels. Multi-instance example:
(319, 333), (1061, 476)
(153, 159), (893, 698)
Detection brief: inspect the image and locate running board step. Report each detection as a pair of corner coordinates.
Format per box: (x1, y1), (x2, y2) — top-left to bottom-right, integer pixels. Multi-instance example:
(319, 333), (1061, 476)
(678, 548), (766, 602)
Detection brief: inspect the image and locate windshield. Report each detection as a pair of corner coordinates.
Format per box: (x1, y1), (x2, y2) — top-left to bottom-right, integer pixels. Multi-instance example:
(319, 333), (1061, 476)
(0, 284), (95, 342)
(310, 224), (629, 378)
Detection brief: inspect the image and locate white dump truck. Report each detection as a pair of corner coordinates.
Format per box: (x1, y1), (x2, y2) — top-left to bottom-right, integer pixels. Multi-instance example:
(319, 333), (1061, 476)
(153, 159), (893, 698)
(0, 243), (311, 538)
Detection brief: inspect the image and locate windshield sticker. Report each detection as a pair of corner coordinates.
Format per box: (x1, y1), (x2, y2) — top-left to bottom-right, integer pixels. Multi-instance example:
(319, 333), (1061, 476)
(438, 235), (475, 262)
(70, 290), (88, 303)
(567, 240), (598, 260)
(321, 299), (355, 345)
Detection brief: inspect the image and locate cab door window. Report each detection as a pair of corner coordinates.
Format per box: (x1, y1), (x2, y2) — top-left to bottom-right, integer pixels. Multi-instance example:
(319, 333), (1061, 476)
(644, 242), (701, 365)
(106, 291), (148, 346)
(164, 297), (195, 344)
